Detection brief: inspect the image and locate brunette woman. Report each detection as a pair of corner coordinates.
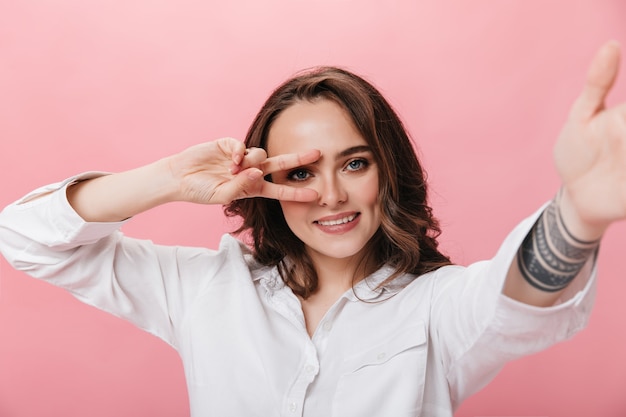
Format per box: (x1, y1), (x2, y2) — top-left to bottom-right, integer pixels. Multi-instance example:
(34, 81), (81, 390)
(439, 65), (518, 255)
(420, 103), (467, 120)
(0, 41), (624, 416)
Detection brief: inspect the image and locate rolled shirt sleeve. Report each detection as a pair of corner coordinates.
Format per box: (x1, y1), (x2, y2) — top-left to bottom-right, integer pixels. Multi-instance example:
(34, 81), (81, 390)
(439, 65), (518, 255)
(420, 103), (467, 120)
(429, 204), (597, 406)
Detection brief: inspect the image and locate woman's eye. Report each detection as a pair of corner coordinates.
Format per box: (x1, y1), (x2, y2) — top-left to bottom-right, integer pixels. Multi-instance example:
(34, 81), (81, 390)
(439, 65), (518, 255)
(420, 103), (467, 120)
(287, 169), (311, 182)
(346, 159), (368, 171)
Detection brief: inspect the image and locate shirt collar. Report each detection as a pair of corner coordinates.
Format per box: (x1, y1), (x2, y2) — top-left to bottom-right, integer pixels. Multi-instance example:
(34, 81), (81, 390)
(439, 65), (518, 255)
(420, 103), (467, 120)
(345, 265), (415, 302)
(252, 261), (414, 301)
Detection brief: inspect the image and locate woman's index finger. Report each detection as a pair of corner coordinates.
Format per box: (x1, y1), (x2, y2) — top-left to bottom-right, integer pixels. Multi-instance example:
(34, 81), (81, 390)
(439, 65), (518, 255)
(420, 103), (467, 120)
(261, 149), (321, 174)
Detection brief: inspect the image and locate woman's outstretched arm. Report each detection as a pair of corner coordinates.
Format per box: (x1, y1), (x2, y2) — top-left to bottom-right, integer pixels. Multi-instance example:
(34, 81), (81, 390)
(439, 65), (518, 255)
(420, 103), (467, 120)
(504, 41), (624, 306)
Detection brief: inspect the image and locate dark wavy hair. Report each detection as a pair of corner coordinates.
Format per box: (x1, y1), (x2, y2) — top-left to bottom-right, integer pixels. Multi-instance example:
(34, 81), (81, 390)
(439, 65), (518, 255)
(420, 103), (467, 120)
(224, 66), (451, 299)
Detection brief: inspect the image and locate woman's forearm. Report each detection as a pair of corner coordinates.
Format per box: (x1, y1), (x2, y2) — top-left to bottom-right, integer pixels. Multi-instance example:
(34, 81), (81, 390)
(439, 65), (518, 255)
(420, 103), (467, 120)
(66, 157), (179, 222)
(503, 190), (602, 307)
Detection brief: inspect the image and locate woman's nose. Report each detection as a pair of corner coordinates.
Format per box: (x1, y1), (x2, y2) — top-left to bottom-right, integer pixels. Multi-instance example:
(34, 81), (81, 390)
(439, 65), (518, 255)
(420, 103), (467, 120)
(317, 177), (347, 207)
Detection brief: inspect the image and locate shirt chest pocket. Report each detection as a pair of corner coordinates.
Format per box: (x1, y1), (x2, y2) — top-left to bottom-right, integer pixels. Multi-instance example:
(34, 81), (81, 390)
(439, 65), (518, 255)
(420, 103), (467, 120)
(333, 322), (429, 417)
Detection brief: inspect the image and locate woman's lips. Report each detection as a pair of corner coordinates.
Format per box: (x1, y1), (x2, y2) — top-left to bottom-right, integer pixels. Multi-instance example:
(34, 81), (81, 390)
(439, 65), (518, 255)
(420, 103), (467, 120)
(314, 212), (360, 234)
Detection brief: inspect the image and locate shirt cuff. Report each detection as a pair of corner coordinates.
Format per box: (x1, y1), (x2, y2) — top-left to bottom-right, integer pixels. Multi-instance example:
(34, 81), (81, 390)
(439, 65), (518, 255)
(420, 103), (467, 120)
(13, 172), (128, 247)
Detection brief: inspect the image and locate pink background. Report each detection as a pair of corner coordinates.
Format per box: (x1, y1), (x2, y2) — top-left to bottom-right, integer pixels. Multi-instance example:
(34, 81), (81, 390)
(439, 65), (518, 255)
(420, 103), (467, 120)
(1, 1), (626, 416)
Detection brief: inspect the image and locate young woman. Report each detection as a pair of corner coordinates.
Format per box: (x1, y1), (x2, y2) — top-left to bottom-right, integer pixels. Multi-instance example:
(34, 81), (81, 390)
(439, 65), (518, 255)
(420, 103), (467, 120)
(0, 41), (623, 416)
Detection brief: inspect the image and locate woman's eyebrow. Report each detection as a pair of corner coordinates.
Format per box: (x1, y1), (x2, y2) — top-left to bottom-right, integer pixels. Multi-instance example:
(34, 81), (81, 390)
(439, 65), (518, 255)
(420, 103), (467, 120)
(336, 145), (372, 160)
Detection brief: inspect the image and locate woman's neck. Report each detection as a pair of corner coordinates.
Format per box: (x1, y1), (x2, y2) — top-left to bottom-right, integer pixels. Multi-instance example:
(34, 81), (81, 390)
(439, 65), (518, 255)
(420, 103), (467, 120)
(299, 251), (376, 337)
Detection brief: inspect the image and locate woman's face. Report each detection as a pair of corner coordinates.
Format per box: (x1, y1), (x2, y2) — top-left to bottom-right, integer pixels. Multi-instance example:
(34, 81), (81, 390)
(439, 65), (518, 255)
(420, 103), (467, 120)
(267, 99), (381, 267)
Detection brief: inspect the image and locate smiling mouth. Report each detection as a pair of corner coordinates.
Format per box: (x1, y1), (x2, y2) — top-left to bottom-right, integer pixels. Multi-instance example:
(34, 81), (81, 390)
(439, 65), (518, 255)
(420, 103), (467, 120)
(315, 213), (359, 226)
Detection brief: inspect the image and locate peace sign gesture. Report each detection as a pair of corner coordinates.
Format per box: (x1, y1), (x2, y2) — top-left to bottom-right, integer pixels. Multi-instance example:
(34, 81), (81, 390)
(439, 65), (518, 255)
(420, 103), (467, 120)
(169, 138), (321, 205)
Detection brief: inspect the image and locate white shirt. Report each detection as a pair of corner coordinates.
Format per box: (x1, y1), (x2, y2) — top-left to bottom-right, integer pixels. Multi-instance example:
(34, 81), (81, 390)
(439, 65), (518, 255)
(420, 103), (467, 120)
(0, 173), (597, 417)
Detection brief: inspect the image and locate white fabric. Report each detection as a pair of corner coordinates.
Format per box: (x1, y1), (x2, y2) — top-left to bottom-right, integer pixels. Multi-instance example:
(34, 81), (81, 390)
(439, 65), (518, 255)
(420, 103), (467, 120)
(0, 173), (597, 417)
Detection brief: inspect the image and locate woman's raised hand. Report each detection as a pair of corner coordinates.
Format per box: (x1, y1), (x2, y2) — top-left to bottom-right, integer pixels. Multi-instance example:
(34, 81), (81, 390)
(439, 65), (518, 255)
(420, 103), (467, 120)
(168, 137), (321, 205)
(554, 41), (626, 235)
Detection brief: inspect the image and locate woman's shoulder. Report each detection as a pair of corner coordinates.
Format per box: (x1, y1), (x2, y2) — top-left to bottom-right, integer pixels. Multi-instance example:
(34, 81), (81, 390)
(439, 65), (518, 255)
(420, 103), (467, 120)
(210, 234), (276, 279)
(397, 262), (488, 295)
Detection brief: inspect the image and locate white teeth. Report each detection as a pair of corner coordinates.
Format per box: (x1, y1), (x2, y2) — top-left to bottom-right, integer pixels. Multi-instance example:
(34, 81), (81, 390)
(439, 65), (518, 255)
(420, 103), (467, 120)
(317, 214), (357, 226)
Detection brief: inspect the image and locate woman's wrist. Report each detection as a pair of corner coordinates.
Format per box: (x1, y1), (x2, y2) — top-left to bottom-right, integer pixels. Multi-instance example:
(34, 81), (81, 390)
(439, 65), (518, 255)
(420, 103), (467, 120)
(557, 187), (608, 242)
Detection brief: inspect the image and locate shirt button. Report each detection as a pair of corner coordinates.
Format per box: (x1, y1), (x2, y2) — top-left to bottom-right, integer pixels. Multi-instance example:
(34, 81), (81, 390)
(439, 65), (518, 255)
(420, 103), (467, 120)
(305, 364), (315, 374)
(377, 352), (387, 361)
(289, 402), (298, 412)
(322, 321), (332, 331)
